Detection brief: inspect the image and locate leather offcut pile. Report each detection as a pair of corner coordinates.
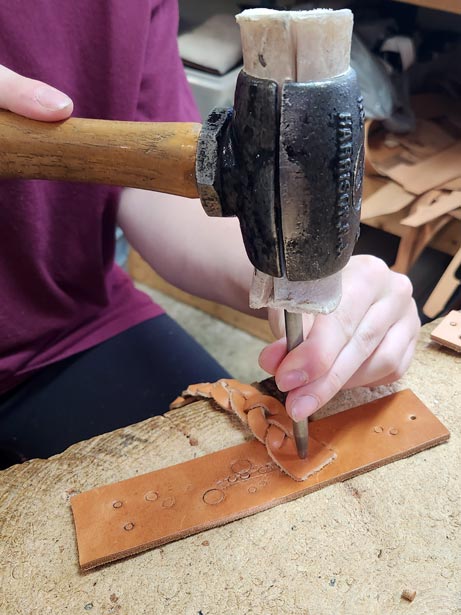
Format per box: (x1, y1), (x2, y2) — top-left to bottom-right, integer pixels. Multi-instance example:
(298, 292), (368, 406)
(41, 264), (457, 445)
(362, 93), (461, 317)
(171, 378), (335, 481)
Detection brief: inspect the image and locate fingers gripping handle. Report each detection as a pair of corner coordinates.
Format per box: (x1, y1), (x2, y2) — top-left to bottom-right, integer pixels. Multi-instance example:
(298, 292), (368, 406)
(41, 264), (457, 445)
(0, 110), (201, 198)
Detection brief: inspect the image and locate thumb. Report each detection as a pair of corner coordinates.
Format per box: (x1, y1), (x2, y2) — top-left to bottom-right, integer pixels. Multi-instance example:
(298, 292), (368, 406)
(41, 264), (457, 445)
(0, 65), (73, 121)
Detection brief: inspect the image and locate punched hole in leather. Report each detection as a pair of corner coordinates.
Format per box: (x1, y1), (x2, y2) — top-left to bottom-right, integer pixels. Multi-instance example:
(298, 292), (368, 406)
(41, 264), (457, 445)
(71, 386), (449, 570)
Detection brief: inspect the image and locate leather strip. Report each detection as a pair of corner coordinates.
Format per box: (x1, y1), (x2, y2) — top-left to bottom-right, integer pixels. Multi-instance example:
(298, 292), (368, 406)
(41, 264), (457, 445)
(401, 191), (461, 227)
(361, 181), (415, 220)
(430, 310), (461, 352)
(424, 246), (461, 318)
(393, 215), (452, 275)
(387, 142), (461, 196)
(71, 389), (449, 570)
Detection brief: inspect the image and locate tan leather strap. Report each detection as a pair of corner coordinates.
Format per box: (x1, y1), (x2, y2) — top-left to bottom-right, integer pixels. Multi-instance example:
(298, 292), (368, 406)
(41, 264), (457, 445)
(430, 310), (461, 352)
(424, 246), (461, 318)
(387, 142), (461, 196)
(361, 182), (416, 220)
(393, 215), (452, 275)
(71, 389), (449, 570)
(401, 191), (461, 227)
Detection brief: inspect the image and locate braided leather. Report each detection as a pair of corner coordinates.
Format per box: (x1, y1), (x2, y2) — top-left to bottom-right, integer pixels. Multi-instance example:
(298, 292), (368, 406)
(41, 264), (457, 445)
(170, 378), (335, 481)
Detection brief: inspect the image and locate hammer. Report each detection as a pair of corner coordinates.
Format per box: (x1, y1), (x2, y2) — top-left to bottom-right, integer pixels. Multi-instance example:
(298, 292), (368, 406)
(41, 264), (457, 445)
(0, 9), (364, 458)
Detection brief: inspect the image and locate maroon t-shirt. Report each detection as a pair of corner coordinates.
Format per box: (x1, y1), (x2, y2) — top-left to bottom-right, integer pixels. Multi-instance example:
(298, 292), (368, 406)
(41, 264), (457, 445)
(0, 0), (200, 394)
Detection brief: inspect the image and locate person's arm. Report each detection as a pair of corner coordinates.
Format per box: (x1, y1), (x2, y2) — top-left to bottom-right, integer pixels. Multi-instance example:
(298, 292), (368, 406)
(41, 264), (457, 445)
(118, 188), (262, 316)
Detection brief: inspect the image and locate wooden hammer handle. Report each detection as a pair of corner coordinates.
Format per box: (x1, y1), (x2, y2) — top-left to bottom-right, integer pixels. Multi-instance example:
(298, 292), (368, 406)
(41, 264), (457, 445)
(0, 110), (201, 198)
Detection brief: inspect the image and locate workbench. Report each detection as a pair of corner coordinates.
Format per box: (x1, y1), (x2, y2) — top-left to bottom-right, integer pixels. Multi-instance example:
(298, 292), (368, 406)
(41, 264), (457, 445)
(1, 319), (459, 615)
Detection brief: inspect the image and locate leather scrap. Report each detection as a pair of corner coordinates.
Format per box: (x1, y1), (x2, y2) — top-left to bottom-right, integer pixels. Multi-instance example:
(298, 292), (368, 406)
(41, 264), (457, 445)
(430, 310), (461, 352)
(71, 388), (449, 570)
(171, 378), (335, 481)
(395, 119), (455, 159)
(386, 142), (461, 196)
(392, 190), (452, 274)
(393, 215), (452, 275)
(443, 178), (461, 191)
(361, 182), (416, 220)
(424, 246), (461, 318)
(362, 101), (461, 312)
(401, 191), (461, 227)
(364, 119), (406, 178)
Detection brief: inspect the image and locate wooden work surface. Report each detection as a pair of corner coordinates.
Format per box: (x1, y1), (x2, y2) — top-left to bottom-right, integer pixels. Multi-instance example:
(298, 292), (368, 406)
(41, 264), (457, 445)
(0, 320), (459, 615)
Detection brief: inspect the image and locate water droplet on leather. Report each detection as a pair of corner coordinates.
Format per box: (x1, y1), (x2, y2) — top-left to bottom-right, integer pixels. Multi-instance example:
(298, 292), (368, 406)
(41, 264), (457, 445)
(258, 464), (272, 474)
(202, 489), (225, 505)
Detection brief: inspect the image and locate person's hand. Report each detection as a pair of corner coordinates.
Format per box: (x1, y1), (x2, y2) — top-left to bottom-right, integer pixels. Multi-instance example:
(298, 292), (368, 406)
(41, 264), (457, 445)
(259, 255), (420, 422)
(0, 64), (73, 120)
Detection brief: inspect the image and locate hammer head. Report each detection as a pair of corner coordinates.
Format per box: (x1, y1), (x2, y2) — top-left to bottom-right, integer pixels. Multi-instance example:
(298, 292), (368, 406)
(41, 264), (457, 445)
(196, 68), (364, 283)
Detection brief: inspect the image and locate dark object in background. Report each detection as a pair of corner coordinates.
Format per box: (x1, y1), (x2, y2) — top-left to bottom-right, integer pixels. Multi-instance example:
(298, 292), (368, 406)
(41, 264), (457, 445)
(0, 442), (27, 470)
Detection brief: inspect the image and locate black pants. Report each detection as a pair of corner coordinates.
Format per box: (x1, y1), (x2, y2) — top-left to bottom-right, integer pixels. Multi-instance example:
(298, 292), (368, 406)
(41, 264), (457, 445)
(0, 316), (230, 468)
